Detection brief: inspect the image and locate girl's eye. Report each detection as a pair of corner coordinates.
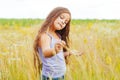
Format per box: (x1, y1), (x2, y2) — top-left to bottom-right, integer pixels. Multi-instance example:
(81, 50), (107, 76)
(60, 15), (64, 19)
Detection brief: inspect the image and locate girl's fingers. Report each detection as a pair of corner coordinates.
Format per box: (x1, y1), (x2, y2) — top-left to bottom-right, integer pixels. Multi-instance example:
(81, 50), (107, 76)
(61, 40), (66, 46)
(55, 43), (63, 52)
(77, 52), (83, 56)
(55, 40), (67, 53)
(70, 50), (84, 56)
(56, 44), (62, 49)
(56, 40), (66, 47)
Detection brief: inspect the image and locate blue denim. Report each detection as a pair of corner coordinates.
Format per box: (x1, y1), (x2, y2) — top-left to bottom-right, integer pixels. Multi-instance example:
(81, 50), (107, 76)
(42, 75), (64, 80)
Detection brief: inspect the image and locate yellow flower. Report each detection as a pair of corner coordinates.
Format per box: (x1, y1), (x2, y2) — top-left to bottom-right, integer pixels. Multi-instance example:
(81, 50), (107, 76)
(105, 56), (112, 65)
(83, 38), (88, 44)
(87, 23), (93, 30)
(96, 39), (101, 49)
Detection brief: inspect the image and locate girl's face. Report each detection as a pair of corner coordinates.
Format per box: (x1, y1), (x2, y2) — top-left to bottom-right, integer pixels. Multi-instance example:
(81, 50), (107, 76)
(54, 13), (70, 30)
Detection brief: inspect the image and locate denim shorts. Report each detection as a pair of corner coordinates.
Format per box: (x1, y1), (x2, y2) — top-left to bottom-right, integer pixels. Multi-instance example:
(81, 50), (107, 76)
(41, 75), (64, 80)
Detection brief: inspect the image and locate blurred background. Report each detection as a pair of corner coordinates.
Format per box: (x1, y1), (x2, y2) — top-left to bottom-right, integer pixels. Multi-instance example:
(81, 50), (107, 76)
(0, 0), (120, 80)
(0, 0), (120, 19)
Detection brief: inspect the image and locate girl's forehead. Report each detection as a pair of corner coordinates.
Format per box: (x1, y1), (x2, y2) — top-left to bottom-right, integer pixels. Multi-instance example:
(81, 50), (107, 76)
(60, 13), (70, 20)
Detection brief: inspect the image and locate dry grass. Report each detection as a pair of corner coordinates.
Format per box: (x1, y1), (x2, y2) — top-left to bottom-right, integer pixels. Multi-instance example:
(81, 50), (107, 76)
(0, 20), (120, 80)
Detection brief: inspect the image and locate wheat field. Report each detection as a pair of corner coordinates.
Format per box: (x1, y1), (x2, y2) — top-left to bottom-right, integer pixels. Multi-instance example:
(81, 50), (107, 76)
(0, 19), (120, 80)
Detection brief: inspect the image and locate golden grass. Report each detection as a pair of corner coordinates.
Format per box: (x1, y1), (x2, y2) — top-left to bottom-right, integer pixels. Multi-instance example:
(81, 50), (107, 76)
(0, 20), (120, 80)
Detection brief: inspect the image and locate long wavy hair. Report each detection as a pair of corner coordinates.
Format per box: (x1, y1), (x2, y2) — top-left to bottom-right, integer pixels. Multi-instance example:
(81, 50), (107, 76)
(33, 7), (71, 73)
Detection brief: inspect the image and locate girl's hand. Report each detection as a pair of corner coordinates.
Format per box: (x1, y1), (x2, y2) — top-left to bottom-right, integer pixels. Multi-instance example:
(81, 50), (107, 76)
(70, 50), (84, 56)
(54, 40), (66, 53)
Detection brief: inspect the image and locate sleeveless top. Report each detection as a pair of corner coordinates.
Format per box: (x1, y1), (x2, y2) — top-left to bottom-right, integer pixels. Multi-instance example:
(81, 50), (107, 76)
(38, 32), (66, 78)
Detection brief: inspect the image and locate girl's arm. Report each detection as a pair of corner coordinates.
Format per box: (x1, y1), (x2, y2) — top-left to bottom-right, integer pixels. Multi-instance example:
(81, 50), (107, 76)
(39, 33), (56, 58)
(64, 51), (70, 57)
(39, 33), (65, 58)
(64, 50), (84, 57)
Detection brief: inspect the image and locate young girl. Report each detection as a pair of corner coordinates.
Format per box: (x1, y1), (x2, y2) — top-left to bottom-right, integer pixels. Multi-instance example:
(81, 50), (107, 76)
(33, 7), (82, 80)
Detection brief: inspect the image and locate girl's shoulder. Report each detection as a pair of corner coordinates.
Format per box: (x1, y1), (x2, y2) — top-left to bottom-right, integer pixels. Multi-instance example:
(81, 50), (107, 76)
(38, 32), (51, 47)
(40, 32), (51, 40)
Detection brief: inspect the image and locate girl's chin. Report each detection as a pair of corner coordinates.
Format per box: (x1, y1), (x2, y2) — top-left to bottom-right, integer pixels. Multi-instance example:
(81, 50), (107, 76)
(56, 28), (61, 30)
(56, 26), (62, 30)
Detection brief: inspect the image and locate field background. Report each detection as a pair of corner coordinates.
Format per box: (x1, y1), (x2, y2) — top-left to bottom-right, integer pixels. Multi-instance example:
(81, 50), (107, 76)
(0, 19), (120, 80)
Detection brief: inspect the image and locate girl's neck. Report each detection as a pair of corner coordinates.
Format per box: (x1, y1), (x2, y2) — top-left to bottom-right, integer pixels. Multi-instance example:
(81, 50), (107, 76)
(48, 30), (56, 36)
(48, 30), (60, 40)
(48, 26), (56, 35)
(48, 25), (60, 39)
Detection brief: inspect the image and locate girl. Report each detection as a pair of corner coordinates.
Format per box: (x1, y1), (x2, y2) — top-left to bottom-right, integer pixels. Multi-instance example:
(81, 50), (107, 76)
(33, 7), (82, 80)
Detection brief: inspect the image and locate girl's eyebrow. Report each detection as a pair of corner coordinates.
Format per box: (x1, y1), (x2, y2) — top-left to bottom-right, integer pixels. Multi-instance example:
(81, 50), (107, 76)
(60, 15), (64, 18)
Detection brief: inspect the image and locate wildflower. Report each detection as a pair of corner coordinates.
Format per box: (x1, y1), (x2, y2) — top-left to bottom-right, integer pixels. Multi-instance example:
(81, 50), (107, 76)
(83, 38), (88, 44)
(105, 56), (112, 65)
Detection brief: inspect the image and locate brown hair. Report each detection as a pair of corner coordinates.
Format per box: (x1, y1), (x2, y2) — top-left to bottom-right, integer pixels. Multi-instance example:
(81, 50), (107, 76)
(33, 7), (71, 73)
